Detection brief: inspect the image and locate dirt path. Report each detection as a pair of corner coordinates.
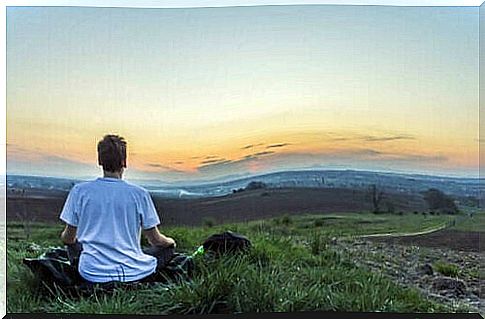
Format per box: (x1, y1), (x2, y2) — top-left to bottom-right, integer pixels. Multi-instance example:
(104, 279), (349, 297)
(356, 222), (449, 239)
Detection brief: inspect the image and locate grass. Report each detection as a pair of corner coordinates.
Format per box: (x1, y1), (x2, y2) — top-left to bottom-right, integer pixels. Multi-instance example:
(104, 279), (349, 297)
(450, 210), (485, 232)
(433, 262), (460, 278)
(6, 212), (459, 314)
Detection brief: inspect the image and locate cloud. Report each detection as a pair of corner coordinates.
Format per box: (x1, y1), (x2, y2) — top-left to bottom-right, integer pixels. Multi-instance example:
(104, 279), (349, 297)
(146, 163), (169, 168)
(174, 161), (184, 165)
(200, 158), (228, 165)
(241, 143), (265, 150)
(197, 150), (278, 173)
(145, 163), (184, 172)
(266, 143), (291, 149)
(385, 153), (448, 162)
(344, 149), (383, 157)
(204, 155), (220, 159)
(362, 134), (415, 142)
(254, 151), (275, 156)
(43, 155), (94, 166)
(325, 131), (416, 143)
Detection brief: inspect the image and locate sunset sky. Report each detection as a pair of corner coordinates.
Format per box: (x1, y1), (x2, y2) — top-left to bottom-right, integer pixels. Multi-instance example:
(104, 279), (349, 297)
(6, 5), (479, 181)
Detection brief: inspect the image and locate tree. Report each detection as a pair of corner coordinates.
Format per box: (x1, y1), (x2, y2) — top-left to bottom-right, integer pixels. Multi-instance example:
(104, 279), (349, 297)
(369, 184), (384, 213)
(246, 181), (267, 191)
(422, 188), (458, 214)
(385, 201), (395, 214)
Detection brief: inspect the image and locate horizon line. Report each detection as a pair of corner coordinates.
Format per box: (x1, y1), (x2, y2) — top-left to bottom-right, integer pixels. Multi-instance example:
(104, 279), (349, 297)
(5, 167), (483, 184)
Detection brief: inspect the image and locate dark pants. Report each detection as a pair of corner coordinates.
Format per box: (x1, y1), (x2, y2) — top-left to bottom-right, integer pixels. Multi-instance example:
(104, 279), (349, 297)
(139, 245), (176, 283)
(66, 242), (175, 284)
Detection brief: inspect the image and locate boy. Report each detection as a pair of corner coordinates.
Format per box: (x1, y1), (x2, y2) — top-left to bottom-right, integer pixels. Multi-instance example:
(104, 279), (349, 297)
(59, 134), (176, 283)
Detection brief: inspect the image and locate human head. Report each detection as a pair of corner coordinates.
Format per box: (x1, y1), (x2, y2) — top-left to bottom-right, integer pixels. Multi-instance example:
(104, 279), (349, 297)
(97, 134), (127, 174)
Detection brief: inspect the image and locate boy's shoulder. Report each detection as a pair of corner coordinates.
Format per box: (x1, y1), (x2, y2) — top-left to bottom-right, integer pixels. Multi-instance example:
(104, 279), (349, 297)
(72, 179), (149, 196)
(122, 180), (150, 194)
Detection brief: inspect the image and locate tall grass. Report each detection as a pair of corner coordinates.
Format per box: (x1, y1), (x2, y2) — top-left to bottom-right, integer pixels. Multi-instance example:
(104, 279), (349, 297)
(6, 217), (451, 314)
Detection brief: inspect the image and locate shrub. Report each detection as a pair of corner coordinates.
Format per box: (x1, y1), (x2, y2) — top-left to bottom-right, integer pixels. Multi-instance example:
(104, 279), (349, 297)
(422, 188), (458, 214)
(281, 215), (292, 226)
(246, 181), (267, 191)
(385, 202), (395, 214)
(434, 262), (459, 277)
(314, 219), (324, 227)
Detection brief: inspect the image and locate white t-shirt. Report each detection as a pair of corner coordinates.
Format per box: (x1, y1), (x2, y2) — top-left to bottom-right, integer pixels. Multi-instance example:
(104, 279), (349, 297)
(59, 177), (161, 283)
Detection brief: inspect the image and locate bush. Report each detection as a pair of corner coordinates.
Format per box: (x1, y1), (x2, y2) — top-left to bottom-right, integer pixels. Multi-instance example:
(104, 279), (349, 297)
(246, 181), (267, 191)
(314, 219), (324, 227)
(423, 188), (458, 214)
(385, 202), (395, 214)
(434, 262), (460, 277)
(281, 215), (292, 226)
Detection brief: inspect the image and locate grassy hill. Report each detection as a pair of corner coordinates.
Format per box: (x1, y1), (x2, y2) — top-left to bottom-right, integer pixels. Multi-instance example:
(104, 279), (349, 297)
(6, 212), (469, 315)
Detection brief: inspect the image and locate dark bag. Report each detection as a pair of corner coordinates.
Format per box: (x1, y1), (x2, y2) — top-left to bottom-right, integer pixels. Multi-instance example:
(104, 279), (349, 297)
(202, 231), (251, 255)
(23, 247), (84, 294)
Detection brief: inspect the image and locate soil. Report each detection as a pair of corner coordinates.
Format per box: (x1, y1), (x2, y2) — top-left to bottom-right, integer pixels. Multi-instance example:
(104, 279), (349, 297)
(7, 187), (427, 226)
(370, 229), (483, 253)
(332, 238), (484, 314)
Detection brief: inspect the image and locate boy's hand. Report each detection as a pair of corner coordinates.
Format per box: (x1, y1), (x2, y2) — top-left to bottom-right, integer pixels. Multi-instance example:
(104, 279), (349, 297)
(162, 236), (176, 248)
(143, 227), (176, 248)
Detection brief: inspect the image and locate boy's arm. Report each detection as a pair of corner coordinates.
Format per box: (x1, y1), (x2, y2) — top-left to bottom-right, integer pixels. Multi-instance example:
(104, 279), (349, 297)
(60, 224), (78, 245)
(142, 227), (176, 248)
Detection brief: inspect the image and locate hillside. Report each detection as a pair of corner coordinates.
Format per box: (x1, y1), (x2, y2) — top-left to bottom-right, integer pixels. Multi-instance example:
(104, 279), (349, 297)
(7, 187), (428, 225)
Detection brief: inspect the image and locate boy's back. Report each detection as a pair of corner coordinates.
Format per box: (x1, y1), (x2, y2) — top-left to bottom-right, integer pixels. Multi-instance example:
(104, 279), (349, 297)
(60, 177), (160, 283)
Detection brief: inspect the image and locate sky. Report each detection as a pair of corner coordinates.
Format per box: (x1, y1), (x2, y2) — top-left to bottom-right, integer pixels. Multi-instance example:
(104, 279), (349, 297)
(6, 5), (480, 181)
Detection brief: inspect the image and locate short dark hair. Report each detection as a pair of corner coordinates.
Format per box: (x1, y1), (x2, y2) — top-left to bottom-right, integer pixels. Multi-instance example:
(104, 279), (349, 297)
(97, 134), (127, 172)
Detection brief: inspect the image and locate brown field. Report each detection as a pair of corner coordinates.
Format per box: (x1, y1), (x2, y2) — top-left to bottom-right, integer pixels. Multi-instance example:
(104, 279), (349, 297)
(370, 229), (484, 253)
(7, 187), (427, 226)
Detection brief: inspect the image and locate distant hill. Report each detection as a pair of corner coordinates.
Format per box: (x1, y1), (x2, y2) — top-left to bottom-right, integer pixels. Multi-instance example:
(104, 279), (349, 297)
(6, 169), (482, 200)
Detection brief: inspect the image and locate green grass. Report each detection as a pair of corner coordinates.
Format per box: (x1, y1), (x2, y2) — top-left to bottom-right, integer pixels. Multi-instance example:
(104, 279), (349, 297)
(6, 213), (457, 314)
(450, 210), (485, 232)
(433, 262), (460, 278)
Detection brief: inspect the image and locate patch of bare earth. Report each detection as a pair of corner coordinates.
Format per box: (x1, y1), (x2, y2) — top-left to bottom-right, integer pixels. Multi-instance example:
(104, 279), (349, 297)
(332, 237), (484, 314)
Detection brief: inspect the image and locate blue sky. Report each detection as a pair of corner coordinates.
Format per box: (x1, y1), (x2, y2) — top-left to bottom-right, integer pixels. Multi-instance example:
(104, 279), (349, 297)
(6, 5), (480, 180)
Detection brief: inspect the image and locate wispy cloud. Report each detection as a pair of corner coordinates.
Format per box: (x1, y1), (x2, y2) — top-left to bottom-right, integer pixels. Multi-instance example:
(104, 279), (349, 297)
(241, 143), (264, 150)
(362, 134), (415, 142)
(200, 158), (228, 165)
(197, 151), (277, 172)
(254, 151), (275, 156)
(326, 132), (415, 143)
(266, 143), (291, 149)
